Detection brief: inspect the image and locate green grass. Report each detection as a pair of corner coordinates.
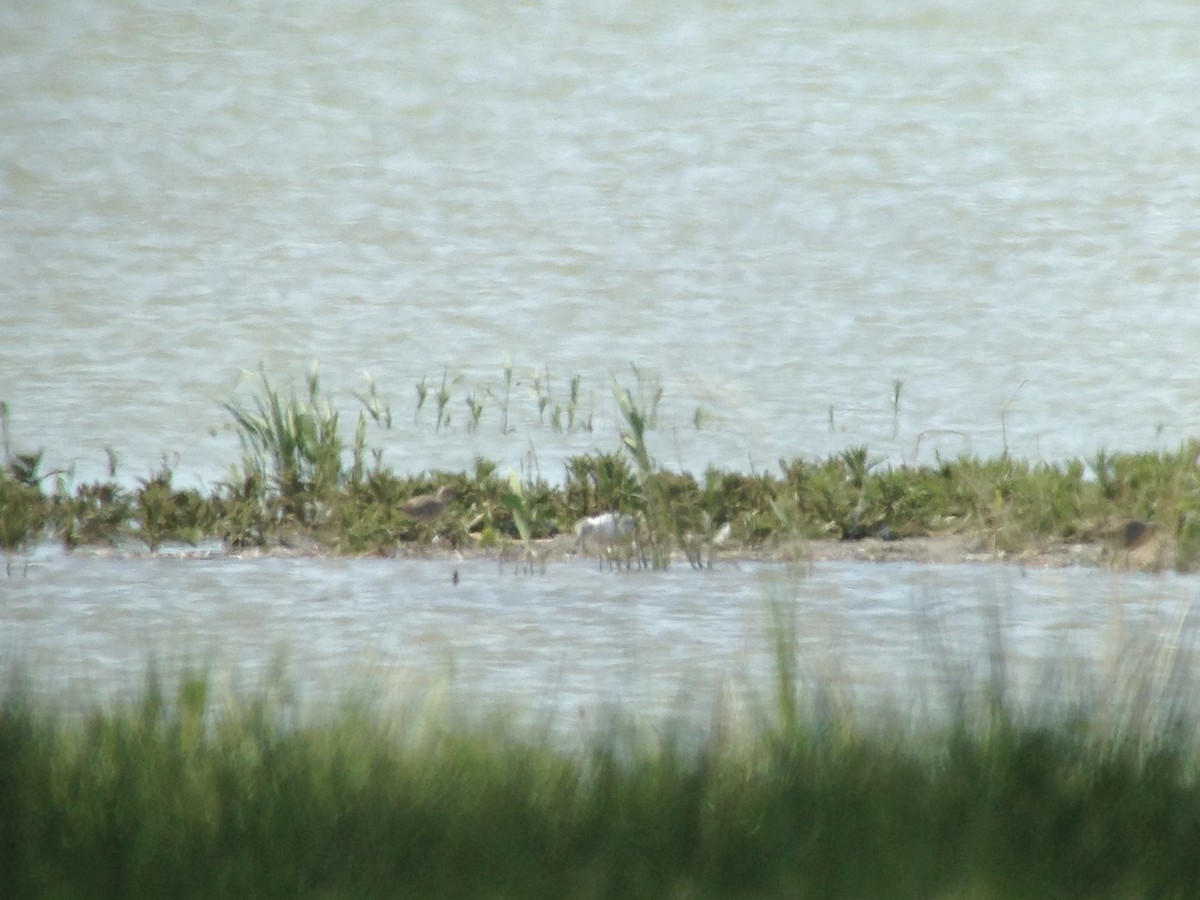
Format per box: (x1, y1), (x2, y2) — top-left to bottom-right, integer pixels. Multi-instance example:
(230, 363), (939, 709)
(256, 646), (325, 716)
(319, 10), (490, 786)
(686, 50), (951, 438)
(3, 366), (1200, 569)
(3, 651), (1200, 899)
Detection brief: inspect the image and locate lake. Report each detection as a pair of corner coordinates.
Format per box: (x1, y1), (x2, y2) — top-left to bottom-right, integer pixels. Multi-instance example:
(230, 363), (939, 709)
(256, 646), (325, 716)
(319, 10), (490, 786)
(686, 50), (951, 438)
(4, 544), (1198, 733)
(3, 0), (1199, 721)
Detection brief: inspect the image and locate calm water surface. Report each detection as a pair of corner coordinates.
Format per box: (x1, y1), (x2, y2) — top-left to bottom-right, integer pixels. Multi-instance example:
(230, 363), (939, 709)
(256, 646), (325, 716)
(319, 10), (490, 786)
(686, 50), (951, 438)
(4, 0), (1200, 716)
(5, 548), (1199, 730)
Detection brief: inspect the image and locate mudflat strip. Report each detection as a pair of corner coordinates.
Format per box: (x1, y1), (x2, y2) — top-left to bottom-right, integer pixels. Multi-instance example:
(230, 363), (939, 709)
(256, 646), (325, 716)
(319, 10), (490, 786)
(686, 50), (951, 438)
(112, 530), (1171, 572)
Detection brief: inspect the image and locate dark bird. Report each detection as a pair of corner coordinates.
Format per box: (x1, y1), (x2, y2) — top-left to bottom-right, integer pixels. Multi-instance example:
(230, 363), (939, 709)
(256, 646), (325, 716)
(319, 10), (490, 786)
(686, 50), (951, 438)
(1123, 519), (1156, 550)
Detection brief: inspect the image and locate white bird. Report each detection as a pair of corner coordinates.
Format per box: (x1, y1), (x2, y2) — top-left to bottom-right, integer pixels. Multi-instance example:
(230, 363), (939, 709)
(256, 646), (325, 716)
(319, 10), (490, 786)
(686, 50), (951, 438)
(574, 511), (636, 554)
(711, 521), (732, 546)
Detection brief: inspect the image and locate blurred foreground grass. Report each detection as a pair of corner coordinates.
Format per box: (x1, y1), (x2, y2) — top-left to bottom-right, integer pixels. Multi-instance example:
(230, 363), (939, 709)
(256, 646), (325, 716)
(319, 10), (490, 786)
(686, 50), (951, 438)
(3, 659), (1200, 899)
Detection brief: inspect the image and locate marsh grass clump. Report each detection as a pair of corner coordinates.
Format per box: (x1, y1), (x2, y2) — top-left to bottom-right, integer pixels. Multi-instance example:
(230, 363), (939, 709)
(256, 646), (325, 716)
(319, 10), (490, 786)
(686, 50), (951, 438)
(209, 471), (277, 548)
(1, 460), (50, 558)
(0, 403), (53, 564)
(502, 471), (545, 571)
(700, 469), (776, 541)
(132, 467), (211, 552)
(337, 472), (461, 552)
(333, 469), (415, 553)
(52, 479), (133, 549)
(612, 370), (698, 568)
(221, 365), (343, 521)
(563, 452), (639, 519)
(0, 486), (40, 572)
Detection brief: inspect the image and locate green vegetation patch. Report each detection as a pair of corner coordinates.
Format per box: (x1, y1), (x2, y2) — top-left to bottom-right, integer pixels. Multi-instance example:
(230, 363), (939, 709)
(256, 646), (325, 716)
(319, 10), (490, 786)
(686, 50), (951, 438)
(2, 667), (1200, 898)
(3, 370), (1200, 570)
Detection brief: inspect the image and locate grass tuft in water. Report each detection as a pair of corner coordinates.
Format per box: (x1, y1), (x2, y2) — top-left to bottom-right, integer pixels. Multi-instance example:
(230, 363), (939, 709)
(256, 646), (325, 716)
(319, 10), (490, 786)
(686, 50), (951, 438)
(132, 466), (211, 552)
(221, 364), (343, 521)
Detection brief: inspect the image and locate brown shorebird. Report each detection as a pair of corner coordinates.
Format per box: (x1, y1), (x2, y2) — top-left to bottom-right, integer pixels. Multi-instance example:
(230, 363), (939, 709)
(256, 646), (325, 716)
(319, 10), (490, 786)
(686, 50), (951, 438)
(401, 485), (456, 522)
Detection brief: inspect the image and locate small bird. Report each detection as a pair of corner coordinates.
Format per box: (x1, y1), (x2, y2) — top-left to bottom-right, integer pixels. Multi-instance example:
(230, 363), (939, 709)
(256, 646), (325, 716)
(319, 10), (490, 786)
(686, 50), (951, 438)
(1123, 519), (1156, 551)
(401, 486), (456, 522)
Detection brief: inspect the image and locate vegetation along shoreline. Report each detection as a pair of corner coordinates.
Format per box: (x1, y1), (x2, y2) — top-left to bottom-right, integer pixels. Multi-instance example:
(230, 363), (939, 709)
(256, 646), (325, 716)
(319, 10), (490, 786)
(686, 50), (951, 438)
(3, 368), (1198, 573)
